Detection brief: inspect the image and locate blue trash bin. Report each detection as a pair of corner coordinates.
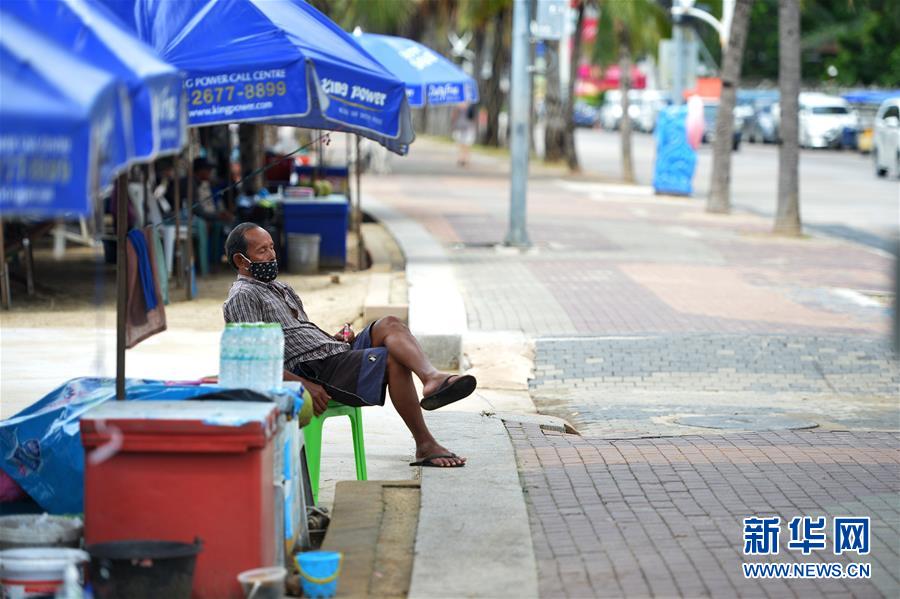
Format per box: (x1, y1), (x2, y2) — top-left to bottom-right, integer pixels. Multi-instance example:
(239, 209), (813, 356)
(282, 196), (349, 270)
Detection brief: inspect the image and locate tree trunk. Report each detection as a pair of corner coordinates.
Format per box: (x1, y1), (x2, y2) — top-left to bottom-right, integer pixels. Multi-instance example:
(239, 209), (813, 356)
(543, 40), (566, 162)
(774, 0), (801, 235)
(238, 124), (261, 194)
(563, 1), (585, 172)
(707, 0), (754, 214)
(483, 6), (509, 147)
(619, 37), (634, 183)
(472, 26), (486, 143)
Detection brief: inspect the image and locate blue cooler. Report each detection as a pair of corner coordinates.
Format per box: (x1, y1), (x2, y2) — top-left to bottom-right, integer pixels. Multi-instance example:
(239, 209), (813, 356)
(282, 195), (349, 269)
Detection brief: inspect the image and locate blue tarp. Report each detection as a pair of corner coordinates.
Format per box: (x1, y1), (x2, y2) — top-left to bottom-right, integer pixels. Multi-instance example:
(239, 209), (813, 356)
(0, 378), (306, 514)
(355, 32), (479, 108)
(102, 0), (415, 154)
(4, 0), (187, 162)
(0, 11), (131, 217)
(0, 378), (226, 514)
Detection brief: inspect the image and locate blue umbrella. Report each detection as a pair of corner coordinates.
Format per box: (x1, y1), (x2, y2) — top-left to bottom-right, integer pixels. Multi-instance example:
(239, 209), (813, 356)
(0, 11), (131, 217)
(102, 0), (415, 153)
(4, 0), (187, 162)
(354, 32), (478, 108)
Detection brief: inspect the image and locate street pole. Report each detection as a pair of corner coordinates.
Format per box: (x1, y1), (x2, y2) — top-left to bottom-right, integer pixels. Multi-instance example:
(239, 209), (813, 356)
(672, 10), (685, 105)
(505, 0), (531, 247)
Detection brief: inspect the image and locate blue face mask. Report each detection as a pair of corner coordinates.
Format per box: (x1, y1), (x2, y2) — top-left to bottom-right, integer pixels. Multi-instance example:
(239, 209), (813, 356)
(240, 254), (278, 283)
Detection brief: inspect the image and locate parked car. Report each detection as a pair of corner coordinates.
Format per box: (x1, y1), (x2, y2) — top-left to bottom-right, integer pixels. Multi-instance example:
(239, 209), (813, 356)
(798, 93), (859, 149)
(635, 90), (671, 133)
(573, 100), (600, 128)
(744, 100), (780, 143)
(598, 89), (642, 131)
(701, 101), (742, 151)
(873, 96), (900, 178)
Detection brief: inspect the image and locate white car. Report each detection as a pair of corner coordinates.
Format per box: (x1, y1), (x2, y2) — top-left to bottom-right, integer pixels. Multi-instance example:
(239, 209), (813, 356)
(598, 89), (642, 131)
(873, 97), (900, 178)
(798, 93), (859, 149)
(635, 90), (671, 133)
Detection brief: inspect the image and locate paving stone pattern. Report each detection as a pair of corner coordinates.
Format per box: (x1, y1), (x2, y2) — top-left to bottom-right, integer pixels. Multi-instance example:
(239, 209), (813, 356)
(530, 334), (900, 397)
(507, 423), (900, 598)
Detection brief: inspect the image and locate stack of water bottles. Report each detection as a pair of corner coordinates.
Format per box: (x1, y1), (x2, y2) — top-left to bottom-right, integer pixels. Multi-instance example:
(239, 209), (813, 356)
(219, 322), (285, 393)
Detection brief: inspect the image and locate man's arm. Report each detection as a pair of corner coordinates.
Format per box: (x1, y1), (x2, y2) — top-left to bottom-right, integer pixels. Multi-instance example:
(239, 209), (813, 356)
(283, 370), (331, 415)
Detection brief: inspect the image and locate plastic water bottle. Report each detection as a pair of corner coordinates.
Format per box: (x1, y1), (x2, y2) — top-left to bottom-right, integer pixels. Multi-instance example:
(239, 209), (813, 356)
(245, 323), (266, 392)
(266, 323), (285, 390)
(220, 323), (284, 392)
(219, 323), (240, 389)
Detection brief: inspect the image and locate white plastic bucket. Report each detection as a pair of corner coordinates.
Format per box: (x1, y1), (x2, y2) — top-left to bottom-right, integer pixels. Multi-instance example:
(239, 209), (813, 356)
(287, 233), (320, 275)
(0, 547), (88, 598)
(237, 566), (287, 599)
(0, 515), (82, 549)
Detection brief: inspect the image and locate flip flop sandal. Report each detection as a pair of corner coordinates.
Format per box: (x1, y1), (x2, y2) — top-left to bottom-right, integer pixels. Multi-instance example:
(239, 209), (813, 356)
(419, 374), (477, 411)
(409, 454), (466, 468)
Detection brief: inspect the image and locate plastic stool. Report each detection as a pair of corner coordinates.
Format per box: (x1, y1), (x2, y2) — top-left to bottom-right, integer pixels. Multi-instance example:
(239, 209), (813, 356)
(303, 400), (367, 504)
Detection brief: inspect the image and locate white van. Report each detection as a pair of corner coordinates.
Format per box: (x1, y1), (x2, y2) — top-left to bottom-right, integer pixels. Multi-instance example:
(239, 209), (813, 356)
(798, 93), (859, 149)
(873, 97), (900, 178)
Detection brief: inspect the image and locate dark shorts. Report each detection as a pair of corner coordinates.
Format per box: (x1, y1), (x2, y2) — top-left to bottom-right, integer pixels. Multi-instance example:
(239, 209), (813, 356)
(292, 321), (388, 408)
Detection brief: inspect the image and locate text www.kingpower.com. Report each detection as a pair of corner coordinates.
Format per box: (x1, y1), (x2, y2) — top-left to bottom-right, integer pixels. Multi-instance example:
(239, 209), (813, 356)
(189, 100), (273, 119)
(743, 562), (871, 579)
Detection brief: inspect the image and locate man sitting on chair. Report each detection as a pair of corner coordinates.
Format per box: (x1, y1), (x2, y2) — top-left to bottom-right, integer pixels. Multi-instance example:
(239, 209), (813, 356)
(222, 223), (474, 468)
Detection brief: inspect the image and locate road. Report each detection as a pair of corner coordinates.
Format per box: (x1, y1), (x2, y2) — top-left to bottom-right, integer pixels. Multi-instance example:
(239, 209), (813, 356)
(574, 128), (900, 253)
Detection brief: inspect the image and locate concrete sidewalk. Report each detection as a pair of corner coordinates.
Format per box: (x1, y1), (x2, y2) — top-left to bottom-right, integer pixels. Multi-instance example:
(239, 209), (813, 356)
(358, 136), (898, 597)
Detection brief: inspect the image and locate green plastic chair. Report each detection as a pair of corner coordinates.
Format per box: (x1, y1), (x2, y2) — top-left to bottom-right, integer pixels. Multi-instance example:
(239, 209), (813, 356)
(303, 400), (367, 504)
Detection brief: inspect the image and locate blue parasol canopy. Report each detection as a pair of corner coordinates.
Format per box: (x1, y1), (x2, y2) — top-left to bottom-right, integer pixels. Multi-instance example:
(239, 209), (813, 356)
(102, 0), (415, 153)
(4, 0), (187, 162)
(0, 11), (131, 217)
(354, 32), (478, 108)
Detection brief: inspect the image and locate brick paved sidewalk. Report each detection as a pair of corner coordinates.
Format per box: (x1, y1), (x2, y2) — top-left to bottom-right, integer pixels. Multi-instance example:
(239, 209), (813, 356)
(507, 421), (899, 598)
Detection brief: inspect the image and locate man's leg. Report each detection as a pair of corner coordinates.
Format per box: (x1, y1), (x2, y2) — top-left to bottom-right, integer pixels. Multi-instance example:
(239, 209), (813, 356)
(385, 353), (465, 467)
(368, 316), (467, 399)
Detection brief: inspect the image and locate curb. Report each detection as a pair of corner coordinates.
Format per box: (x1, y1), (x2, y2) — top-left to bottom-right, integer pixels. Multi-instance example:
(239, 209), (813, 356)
(361, 194), (466, 370)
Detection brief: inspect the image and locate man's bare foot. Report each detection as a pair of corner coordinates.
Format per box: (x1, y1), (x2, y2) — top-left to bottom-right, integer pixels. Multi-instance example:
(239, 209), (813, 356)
(422, 372), (455, 398)
(420, 373), (478, 411)
(414, 441), (466, 468)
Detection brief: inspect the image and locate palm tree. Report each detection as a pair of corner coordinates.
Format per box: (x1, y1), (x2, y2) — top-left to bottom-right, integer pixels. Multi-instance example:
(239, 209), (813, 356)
(774, 0), (801, 235)
(706, 0), (754, 214)
(459, 0), (511, 146)
(544, 1), (586, 171)
(594, 0), (665, 183)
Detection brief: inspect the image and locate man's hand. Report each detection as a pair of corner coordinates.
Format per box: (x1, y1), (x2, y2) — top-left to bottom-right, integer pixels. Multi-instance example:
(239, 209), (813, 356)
(283, 372), (331, 416)
(301, 378), (331, 416)
(333, 324), (356, 345)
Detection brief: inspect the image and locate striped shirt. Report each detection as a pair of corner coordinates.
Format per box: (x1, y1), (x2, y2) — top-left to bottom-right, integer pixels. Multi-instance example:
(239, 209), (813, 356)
(223, 275), (348, 371)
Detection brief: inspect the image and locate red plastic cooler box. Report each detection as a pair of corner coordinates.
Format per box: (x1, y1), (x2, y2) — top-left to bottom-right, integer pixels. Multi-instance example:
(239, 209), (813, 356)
(80, 401), (281, 599)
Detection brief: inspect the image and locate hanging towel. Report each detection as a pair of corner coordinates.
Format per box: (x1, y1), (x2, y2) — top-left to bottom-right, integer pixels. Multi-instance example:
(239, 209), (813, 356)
(150, 226), (169, 305)
(127, 229), (157, 311)
(126, 230), (166, 349)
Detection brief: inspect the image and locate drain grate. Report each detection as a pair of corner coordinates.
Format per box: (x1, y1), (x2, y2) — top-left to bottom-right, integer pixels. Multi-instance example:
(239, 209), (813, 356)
(674, 414), (819, 431)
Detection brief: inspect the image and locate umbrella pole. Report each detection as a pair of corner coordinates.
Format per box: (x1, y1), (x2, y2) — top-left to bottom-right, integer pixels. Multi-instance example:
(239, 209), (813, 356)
(0, 217), (9, 309)
(355, 134), (363, 271)
(116, 173), (128, 400)
(174, 152), (182, 288)
(185, 130), (194, 301)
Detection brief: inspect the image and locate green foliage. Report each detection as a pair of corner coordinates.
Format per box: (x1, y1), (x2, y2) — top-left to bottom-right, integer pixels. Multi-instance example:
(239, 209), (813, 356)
(458, 0), (511, 29)
(742, 0), (900, 86)
(309, 0), (415, 35)
(590, 0), (667, 67)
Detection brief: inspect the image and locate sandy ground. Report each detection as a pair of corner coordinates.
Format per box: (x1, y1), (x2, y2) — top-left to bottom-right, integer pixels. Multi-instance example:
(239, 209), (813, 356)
(0, 232), (375, 416)
(0, 235), (372, 333)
